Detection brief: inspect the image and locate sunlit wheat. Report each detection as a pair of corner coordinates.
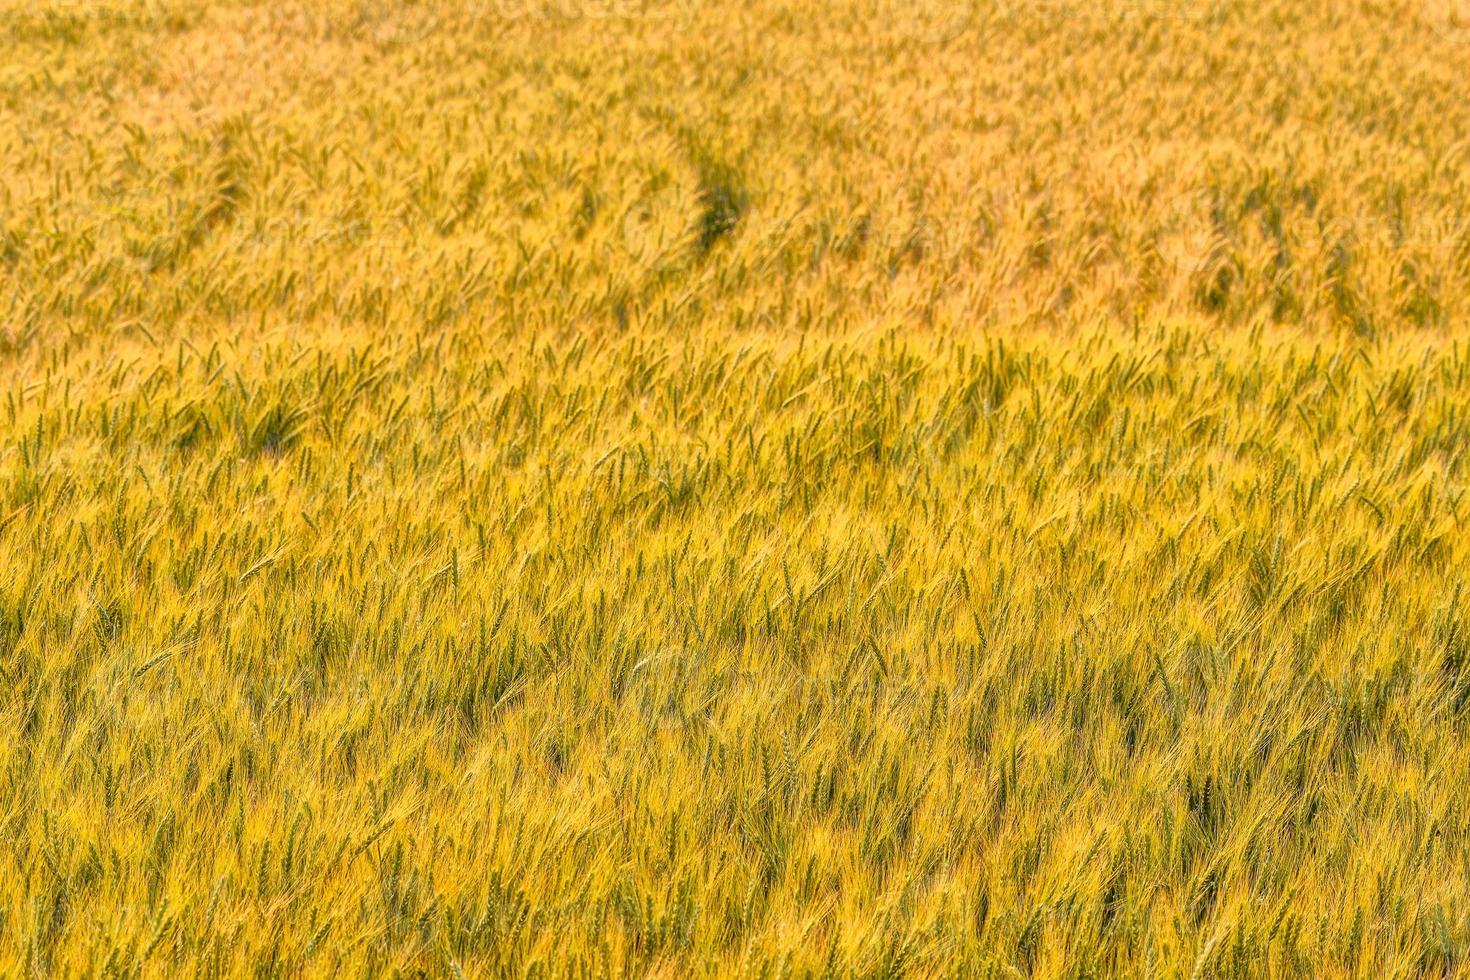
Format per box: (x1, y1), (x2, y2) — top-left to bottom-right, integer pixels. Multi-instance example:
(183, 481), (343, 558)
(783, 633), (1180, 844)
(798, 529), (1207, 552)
(1, 0), (1469, 975)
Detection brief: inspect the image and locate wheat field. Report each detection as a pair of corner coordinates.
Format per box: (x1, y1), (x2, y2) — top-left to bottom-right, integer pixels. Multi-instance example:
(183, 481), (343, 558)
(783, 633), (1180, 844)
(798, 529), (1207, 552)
(3, 0), (1470, 975)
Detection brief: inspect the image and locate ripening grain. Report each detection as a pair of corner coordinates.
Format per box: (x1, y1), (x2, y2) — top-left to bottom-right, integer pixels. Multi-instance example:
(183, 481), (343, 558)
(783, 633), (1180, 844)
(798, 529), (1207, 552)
(2, 0), (1470, 975)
